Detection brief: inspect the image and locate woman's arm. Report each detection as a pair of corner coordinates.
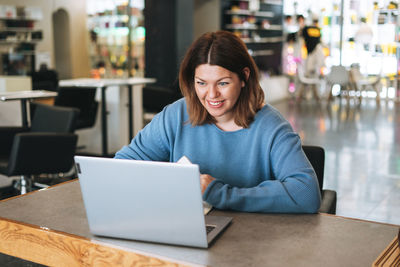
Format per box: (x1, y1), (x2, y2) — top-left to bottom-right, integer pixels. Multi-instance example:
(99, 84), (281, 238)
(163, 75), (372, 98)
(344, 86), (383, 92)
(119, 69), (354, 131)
(203, 132), (321, 214)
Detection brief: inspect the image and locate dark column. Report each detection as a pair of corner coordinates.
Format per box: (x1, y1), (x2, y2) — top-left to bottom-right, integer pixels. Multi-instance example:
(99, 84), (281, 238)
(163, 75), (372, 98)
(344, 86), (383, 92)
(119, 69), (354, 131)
(143, 0), (193, 113)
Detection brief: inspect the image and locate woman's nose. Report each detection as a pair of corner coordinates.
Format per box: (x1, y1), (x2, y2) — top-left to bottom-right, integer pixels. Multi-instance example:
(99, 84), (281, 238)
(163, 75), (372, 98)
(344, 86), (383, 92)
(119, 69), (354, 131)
(207, 85), (220, 98)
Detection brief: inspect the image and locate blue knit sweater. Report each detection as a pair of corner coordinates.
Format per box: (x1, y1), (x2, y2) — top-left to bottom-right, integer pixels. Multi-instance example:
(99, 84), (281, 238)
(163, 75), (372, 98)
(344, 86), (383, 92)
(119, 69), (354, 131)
(115, 98), (321, 213)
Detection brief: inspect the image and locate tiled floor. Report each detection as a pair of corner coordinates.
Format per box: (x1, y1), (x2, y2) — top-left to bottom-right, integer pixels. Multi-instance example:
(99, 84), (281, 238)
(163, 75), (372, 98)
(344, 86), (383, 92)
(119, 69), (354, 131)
(272, 97), (400, 225)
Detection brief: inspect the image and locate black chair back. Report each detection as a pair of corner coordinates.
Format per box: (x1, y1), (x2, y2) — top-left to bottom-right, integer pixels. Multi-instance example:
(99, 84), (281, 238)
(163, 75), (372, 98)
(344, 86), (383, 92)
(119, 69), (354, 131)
(55, 87), (98, 129)
(302, 145), (324, 192)
(0, 103), (79, 194)
(31, 68), (59, 92)
(32, 80), (58, 92)
(30, 103), (79, 133)
(7, 133), (78, 176)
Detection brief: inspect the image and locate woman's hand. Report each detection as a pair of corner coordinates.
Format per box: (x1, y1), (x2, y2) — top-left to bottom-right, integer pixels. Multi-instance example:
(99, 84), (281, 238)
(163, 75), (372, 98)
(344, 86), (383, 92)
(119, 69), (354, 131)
(200, 174), (215, 194)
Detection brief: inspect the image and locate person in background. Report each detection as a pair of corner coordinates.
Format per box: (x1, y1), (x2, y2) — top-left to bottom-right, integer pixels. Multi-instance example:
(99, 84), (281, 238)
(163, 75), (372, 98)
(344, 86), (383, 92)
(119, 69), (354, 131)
(302, 16), (321, 57)
(298, 15), (326, 100)
(293, 14), (306, 59)
(282, 14), (299, 75)
(302, 15), (325, 77)
(354, 17), (373, 73)
(355, 17), (373, 51)
(115, 31), (321, 213)
(283, 15), (297, 43)
(296, 15), (305, 33)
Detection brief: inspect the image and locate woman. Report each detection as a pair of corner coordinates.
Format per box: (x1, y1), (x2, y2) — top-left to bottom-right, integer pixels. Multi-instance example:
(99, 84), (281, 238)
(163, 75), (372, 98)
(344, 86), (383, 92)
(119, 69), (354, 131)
(115, 31), (321, 213)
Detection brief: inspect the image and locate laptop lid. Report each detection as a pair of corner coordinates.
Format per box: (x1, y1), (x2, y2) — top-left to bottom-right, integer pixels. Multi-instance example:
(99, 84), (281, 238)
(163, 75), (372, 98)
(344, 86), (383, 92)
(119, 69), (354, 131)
(74, 156), (231, 248)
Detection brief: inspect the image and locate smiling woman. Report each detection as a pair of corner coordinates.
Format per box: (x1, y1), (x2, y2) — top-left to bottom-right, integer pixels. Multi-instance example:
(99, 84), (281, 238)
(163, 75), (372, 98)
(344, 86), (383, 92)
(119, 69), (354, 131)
(179, 31), (264, 129)
(115, 31), (321, 214)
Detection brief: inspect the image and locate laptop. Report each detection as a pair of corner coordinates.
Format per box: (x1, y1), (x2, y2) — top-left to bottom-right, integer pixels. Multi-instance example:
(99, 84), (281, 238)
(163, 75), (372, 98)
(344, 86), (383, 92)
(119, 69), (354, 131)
(74, 156), (232, 248)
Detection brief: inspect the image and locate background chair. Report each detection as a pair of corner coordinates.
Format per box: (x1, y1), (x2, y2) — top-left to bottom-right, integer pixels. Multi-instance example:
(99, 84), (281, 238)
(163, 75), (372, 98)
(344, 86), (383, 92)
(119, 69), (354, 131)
(326, 65), (350, 101)
(30, 63), (59, 92)
(0, 103), (79, 195)
(302, 145), (337, 214)
(54, 87), (99, 130)
(143, 81), (182, 124)
(348, 63), (382, 102)
(295, 63), (324, 100)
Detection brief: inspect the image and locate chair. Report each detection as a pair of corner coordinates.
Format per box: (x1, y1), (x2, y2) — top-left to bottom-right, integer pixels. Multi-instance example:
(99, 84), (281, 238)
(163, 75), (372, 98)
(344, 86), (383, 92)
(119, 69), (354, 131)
(302, 145), (337, 214)
(143, 83), (182, 125)
(30, 65), (59, 92)
(0, 103), (79, 195)
(326, 65), (350, 101)
(54, 87), (99, 130)
(348, 64), (382, 102)
(143, 84), (182, 114)
(295, 63), (323, 100)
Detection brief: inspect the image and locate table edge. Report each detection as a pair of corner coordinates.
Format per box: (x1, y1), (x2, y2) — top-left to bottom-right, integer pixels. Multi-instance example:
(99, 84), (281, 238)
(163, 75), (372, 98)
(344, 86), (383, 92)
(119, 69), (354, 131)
(0, 216), (191, 266)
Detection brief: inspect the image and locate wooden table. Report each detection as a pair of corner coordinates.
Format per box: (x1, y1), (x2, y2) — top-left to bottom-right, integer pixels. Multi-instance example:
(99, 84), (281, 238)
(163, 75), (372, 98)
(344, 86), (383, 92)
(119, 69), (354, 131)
(59, 78), (156, 156)
(0, 90), (57, 127)
(0, 180), (398, 266)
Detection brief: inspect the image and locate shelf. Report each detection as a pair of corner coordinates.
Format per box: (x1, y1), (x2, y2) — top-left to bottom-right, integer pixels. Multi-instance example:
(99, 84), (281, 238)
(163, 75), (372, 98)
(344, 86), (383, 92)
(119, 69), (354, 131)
(1, 51), (37, 55)
(226, 24), (282, 30)
(221, 0), (283, 72)
(0, 28), (36, 32)
(229, 0), (282, 4)
(87, 3), (145, 78)
(0, 17), (39, 21)
(377, 9), (399, 14)
(0, 40), (40, 44)
(242, 36), (283, 43)
(248, 49), (274, 56)
(0, 5), (43, 76)
(225, 10), (274, 18)
(262, 0), (282, 5)
(88, 14), (129, 19)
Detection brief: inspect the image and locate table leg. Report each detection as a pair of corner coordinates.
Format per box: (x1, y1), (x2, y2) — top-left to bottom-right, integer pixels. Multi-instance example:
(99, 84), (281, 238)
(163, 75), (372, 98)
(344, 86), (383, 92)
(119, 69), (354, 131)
(133, 85), (143, 136)
(128, 85), (133, 142)
(20, 99), (28, 127)
(101, 86), (108, 156)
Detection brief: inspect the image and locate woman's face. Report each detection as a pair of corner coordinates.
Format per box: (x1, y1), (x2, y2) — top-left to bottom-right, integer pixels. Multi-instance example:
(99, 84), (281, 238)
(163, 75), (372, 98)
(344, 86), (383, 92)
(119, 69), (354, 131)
(194, 64), (248, 124)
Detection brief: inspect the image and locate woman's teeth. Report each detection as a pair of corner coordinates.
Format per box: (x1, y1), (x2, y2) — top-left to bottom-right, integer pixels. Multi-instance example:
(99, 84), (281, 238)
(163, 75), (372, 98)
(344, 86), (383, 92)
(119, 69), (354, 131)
(209, 101), (223, 106)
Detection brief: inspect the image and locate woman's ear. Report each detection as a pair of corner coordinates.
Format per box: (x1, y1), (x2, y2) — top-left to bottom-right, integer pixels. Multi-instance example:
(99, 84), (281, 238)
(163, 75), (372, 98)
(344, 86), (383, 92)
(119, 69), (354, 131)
(241, 67), (250, 87)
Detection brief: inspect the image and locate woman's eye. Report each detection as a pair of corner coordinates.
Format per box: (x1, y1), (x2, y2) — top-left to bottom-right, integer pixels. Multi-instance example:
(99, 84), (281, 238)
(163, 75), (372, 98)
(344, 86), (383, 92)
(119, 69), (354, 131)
(219, 82), (228, 86)
(196, 81), (206, 86)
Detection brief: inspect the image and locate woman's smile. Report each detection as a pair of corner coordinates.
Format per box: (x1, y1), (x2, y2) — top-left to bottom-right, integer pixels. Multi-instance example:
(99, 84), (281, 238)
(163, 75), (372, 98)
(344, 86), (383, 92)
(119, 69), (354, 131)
(207, 100), (225, 107)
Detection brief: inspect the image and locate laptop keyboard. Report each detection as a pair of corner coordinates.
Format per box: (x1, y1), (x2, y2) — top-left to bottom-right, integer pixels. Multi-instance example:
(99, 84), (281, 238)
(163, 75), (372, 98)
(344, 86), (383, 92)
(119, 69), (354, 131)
(206, 225), (216, 234)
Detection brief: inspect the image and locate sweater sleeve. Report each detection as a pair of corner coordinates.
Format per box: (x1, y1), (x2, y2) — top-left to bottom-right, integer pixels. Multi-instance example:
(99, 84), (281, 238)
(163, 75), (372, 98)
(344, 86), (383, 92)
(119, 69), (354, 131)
(203, 125), (321, 214)
(114, 106), (172, 161)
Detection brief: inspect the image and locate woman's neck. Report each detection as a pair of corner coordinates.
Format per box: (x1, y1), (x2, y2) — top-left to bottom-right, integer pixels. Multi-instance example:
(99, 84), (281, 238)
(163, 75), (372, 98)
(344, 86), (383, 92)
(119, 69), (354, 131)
(215, 120), (243, 132)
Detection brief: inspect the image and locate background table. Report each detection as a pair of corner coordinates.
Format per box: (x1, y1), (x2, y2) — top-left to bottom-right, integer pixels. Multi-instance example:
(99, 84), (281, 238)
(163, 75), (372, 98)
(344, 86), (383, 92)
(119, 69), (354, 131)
(0, 90), (58, 127)
(59, 78), (156, 156)
(0, 180), (398, 266)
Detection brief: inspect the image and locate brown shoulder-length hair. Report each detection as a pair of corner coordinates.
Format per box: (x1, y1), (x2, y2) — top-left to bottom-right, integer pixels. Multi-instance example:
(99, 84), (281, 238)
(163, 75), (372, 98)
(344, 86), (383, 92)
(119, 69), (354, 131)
(179, 31), (265, 128)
